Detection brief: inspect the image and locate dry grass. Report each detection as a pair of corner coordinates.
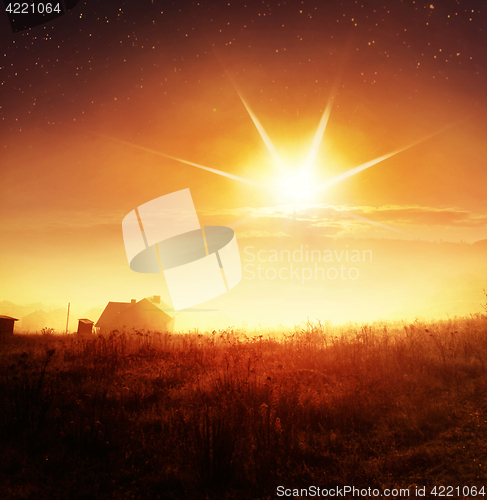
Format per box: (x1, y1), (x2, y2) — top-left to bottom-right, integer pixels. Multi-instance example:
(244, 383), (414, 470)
(1, 315), (487, 499)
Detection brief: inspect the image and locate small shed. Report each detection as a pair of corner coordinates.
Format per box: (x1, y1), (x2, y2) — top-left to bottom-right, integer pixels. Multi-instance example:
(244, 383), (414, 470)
(77, 318), (94, 337)
(0, 315), (18, 336)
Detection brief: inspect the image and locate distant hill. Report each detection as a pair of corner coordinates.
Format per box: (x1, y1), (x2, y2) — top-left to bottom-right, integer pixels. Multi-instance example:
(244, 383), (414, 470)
(473, 239), (487, 250)
(18, 308), (69, 332)
(0, 300), (50, 319)
(0, 301), (104, 333)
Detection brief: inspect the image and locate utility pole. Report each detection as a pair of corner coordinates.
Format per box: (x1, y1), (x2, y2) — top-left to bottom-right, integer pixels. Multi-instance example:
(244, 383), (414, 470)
(65, 302), (70, 335)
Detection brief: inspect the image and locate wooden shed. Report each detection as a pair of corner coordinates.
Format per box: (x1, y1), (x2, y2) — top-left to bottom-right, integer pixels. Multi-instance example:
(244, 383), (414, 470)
(0, 315), (18, 336)
(77, 318), (94, 337)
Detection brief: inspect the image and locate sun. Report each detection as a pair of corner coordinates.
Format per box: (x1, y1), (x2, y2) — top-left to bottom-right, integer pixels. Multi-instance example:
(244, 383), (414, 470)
(283, 170), (313, 200)
(97, 79), (441, 224)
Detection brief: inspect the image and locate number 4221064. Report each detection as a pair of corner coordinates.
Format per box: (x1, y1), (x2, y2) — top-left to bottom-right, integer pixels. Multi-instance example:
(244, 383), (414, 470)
(5, 3), (62, 14)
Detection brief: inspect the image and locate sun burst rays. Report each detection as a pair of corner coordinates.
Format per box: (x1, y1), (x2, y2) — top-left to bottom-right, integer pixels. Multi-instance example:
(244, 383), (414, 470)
(91, 133), (263, 187)
(236, 90), (284, 170)
(93, 85), (456, 237)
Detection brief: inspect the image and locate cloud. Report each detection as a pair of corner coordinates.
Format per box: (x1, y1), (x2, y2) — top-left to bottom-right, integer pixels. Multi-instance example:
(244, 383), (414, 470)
(345, 205), (487, 228)
(1, 210), (124, 232)
(204, 203), (487, 232)
(3, 202), (484, 246)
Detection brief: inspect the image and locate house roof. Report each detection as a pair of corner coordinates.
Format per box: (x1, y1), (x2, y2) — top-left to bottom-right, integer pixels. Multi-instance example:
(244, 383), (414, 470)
(78, 318), (94, 324)
(95, 302), (133, 327)
(123, 298), (173, 319)
(0, 315), (18, 321)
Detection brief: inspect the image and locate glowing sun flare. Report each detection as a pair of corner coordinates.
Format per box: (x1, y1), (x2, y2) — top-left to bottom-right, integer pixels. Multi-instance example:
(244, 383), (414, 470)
(283, 171), (313, 199)
(236, 91), (284, 170)
(93, 88), (454, 222)
(302, 99), (334, 172)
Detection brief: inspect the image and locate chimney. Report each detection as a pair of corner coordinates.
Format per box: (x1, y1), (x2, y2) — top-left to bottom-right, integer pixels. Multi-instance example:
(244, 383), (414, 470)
(152, 295), (161, 304)
(131, 299), (136, 305)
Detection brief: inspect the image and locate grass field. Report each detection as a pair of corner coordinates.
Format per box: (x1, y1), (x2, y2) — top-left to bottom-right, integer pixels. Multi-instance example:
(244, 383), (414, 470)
(1, 314), (487, 499)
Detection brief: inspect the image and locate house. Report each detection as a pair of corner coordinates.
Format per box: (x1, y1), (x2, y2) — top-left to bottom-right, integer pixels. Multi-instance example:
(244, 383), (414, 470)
(95, 298), (174, 335)
(77, 318), (94, 337)
(0, 315), (18, 336)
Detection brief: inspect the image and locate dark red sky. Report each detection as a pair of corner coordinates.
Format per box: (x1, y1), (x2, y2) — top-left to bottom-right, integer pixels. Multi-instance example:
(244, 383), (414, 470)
(2, 0), (486, 131)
